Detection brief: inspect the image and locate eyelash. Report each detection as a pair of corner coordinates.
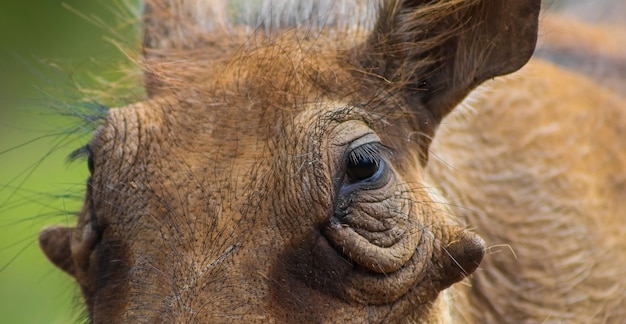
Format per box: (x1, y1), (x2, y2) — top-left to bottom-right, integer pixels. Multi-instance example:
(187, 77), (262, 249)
(347, 143), (391, 167)
(347, 142), (393, 166)
(68, 144), (94, 174)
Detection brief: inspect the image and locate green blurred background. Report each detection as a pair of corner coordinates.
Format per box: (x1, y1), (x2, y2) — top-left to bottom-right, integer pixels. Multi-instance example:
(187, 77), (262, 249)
(0, 1), (140, 322)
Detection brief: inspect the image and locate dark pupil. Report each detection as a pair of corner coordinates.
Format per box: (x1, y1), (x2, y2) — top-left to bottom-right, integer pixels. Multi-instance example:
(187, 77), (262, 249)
(346, 154), (380, 183)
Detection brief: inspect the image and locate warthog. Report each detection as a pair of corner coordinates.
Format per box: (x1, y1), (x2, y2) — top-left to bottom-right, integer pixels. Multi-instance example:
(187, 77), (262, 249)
(38, 0), (626, 322)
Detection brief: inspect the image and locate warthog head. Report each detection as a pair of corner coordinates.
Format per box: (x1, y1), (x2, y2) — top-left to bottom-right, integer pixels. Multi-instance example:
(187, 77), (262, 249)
(39, 0), (540, 322)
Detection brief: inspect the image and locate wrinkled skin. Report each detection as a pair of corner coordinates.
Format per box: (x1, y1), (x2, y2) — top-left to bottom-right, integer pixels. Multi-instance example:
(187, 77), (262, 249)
(51, 0), (626, 322)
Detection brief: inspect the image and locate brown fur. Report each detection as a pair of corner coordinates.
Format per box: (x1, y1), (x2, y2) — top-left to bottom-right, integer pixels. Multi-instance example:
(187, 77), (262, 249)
(36, 0), (626, 322)
(431, 60), (626, 322)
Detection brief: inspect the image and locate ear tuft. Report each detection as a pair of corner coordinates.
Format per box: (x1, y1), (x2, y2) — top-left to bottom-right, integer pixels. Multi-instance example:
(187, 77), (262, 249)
(39, 226), (75, 277)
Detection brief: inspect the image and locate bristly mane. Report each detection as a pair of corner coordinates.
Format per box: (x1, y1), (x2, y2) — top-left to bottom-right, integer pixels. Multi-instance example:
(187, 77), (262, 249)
(143, 0), (380, 50)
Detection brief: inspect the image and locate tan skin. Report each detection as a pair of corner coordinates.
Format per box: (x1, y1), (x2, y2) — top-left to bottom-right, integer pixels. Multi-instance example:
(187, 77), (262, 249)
(39, 0), (626, 322)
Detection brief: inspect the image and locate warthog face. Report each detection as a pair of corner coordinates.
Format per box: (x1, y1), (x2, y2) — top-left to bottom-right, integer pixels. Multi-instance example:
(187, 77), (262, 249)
(39, 0), (540, 322)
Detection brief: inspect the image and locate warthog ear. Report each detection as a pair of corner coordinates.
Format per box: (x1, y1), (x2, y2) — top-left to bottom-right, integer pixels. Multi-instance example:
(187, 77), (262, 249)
(39, 226), (75, 276)
(40, 222), (101, 278)
(356, 0), (540, 157)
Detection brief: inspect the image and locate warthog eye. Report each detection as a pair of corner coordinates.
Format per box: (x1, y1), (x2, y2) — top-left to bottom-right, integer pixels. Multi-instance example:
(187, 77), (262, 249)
(345, 143), (390, 185)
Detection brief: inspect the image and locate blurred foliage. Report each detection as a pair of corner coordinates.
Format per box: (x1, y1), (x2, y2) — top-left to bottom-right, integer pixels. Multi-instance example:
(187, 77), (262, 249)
(0, 1), (140, 323)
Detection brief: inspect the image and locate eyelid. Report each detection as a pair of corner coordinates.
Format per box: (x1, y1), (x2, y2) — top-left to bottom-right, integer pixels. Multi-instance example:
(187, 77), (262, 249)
(345, 133), (381, 153)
